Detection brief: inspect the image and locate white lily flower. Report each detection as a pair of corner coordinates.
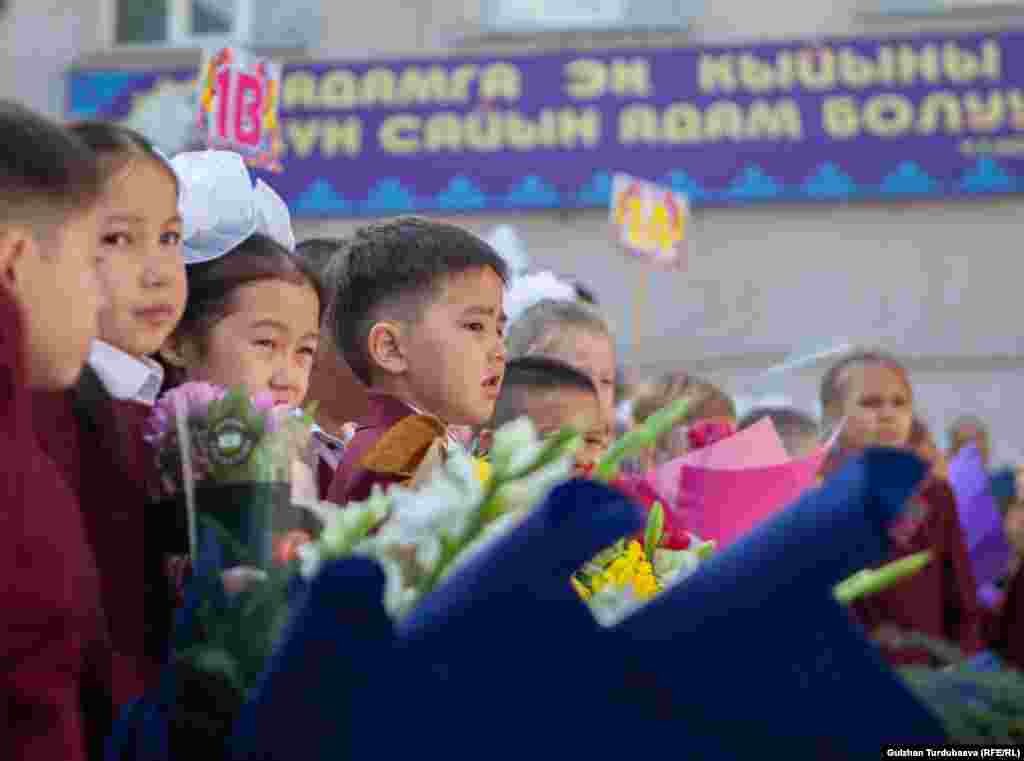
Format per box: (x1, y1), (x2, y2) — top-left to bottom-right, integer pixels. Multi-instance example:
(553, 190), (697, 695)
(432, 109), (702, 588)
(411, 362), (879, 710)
(588, 584), (646, 627)
(496, 452), (574, 515)
(488, 416), (539, 475)
(654, 549), (702, 589)
(319, 489), (391, 557)
(385, 448), (484, 546)
(414, 535), (442, 573)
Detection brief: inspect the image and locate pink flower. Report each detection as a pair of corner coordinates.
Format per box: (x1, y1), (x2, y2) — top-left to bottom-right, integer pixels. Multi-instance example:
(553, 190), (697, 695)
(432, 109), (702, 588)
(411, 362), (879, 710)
(252, 391), (276, 414)
(152, 382), (225, 431)
(687, 419), (737, 451)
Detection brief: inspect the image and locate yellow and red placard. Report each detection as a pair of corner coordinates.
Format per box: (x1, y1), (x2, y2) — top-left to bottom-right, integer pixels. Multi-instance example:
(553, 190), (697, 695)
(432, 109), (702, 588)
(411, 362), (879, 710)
(196, 47), (284, 172)
(610, 173), (689, 268)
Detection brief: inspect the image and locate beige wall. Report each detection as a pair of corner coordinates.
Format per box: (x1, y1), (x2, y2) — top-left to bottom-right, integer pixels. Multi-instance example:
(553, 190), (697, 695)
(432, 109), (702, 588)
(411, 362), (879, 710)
(0, 0), (107, 116)
(2, 0), (1022, 458)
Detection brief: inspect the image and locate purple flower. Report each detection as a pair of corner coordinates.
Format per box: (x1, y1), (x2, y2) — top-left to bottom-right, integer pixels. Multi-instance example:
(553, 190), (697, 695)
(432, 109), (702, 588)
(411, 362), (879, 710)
(153, 381), (226, 431)
(144, 405), (172, 445)
(181, 382), (226, 416)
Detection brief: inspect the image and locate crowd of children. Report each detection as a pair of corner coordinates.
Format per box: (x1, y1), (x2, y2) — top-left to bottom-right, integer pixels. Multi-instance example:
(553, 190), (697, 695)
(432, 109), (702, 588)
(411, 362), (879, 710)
(3, 100), (1024, 759)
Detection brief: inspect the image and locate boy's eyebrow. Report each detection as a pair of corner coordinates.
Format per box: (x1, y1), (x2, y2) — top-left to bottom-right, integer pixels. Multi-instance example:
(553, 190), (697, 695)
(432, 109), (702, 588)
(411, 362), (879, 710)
(102, 213), (145, 224)
(462, 305), (507, 323)
(166, 214), (184, 226)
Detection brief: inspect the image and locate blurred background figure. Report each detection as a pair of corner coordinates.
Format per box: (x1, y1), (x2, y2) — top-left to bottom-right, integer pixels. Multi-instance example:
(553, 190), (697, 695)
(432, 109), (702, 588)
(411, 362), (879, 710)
(948, 415), (992, 470)
(738, 406), (820, 459)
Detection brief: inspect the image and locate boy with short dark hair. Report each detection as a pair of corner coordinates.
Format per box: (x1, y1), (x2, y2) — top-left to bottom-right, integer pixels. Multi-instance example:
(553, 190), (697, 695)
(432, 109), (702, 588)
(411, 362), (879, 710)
(0, 100), (113, 761)
(738, 405), (820, 458)
(327, 218), (508, 504)
(488, 356), (607, 476)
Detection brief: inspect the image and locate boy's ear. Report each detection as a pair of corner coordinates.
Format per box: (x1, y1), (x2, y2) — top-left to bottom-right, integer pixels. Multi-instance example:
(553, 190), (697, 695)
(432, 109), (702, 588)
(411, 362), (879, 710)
(0, 228), (34, 289)
(367, 320), (407, 376)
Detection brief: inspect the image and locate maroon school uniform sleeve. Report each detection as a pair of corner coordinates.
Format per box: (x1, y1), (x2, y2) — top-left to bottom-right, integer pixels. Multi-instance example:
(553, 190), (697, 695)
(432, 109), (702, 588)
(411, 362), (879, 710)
(930, 479), (985, 655)
(72, 372), (169, 705)
(0, 291), (111, 761)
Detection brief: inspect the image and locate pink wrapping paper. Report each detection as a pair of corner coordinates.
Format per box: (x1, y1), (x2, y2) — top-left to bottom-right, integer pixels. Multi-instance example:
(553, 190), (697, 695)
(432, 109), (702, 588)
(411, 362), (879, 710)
(646, 418), (837, 548)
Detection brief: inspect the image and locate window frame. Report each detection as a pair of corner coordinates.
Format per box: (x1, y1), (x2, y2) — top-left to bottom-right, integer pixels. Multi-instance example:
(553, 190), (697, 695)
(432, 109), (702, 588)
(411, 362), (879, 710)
(112, 0), (253, 49)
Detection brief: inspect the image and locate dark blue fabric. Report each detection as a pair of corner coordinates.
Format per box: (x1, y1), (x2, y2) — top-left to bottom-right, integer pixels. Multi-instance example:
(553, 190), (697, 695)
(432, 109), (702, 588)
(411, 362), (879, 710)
(104, 527), (226, 761)
(608, 448), (946, 756)
(115, 453), (950, 761)
(232, 478), (644, 760)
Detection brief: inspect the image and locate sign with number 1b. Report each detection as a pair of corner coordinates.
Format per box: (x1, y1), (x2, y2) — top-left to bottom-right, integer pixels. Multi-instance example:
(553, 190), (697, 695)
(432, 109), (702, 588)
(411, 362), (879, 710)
(196, 47), (284, 171)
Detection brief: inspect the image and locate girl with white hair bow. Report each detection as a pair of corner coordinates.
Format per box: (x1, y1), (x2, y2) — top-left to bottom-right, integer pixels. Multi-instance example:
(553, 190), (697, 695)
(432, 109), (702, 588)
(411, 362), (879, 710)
(156, 150), (325, 506)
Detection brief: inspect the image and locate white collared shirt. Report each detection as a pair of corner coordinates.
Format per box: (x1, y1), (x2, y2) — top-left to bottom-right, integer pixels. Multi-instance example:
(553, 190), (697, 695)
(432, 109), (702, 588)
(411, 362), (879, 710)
(88, 340), (165, 405)
(309, 423), (351, 470)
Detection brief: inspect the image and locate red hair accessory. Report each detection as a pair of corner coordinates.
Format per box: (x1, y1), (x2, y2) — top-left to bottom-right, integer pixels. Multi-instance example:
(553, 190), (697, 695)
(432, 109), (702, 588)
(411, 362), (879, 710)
(687, 419), (737, 451)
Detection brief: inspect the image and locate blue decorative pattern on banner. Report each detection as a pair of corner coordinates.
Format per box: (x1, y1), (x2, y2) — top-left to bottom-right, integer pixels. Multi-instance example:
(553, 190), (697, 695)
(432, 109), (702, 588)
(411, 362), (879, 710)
(504, 175), (560, 208)
(438, 176), (488, 210)
(663, 170), (709, 201)
(802, 162), (858, 199)
(575, 171), (613, 206)
(363, 179), (417, 214)
(960, 158), (1014, 194)
(295, 179), (354, 214)
(880, 161), (939, 195)
(727, 165), (783, 200)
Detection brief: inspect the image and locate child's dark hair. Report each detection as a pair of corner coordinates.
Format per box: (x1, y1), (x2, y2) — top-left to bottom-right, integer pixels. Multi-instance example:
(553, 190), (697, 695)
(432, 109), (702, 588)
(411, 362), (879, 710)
(329, 217), (507, 385)
(492, 356), (597, 429)
(161, 233), (325, 389)
(296, 237), (349, 278)
(0, 100), (102, 232)
(739, 406), (819, 456)
(68, 120), (179, 194)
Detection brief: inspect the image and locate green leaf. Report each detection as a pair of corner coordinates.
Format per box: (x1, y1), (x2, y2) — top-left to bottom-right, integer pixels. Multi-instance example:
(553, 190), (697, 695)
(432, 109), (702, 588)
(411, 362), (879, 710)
(694, 540), (716, 561)
(509, 427), (581, 480)
(593, 398), (690, 482)
(644, 502), (664, 562)
(834, 551), (932, 604)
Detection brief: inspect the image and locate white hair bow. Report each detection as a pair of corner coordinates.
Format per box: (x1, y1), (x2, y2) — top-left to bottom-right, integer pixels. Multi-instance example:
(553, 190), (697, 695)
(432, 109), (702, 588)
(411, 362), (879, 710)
(504, 270), (579, 326)
(169, 150), (295, 265)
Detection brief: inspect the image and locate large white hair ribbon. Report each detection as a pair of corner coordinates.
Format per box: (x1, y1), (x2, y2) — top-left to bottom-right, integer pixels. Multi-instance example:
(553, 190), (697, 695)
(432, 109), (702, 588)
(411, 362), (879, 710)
(504, 270), (580, 326)
(170, 150), (295, 265)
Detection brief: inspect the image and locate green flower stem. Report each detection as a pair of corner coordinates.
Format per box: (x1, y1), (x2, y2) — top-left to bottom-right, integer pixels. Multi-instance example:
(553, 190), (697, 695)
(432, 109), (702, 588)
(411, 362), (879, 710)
(834, 551), (932, 604)
(644, 502), (664, 562)
(593, 398), (690, 482)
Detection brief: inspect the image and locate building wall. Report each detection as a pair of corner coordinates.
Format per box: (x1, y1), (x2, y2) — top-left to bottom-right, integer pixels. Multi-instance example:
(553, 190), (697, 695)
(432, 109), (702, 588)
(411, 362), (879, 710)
(299, 0), (1024, 461)
(3, 0), (1021, 458)
(0, 0), (107, 116)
